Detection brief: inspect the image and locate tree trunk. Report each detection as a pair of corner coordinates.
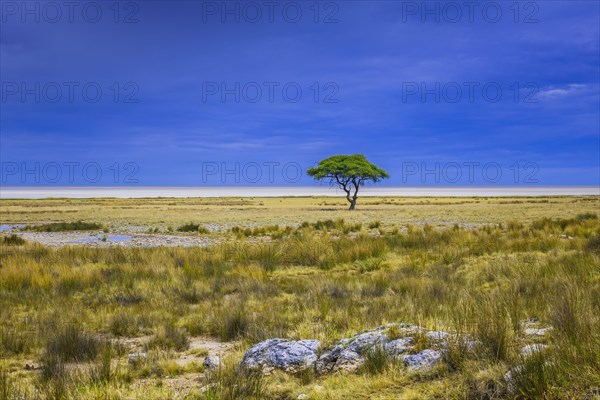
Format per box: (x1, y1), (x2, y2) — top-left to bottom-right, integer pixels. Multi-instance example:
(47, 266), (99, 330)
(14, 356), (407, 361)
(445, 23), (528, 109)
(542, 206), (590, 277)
(348, 178), (360, 210)
(335, 175), (360, 211)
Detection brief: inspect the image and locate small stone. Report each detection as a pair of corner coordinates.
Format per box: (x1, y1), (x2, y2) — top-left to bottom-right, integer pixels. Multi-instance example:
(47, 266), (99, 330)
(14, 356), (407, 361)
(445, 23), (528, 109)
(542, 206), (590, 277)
(203, 356), (221, 369)
(504, 365), (523, 393)
(297, 394), (308, 399)
(523, 327), (552, 336)
(199, 383), (216, 393)
(128, 352), (147, 365)
(520, 344), (548, 357)
(24, 362), (40, 370)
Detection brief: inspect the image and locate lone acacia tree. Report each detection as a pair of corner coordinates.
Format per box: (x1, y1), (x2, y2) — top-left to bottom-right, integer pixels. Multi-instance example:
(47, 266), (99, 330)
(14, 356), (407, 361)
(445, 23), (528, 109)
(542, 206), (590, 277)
(307, 154), (390, 210)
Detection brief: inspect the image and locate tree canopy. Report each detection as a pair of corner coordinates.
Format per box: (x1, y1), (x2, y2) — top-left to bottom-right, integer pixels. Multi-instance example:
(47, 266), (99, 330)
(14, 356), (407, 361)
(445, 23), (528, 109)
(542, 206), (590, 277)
(307, 154), (390, 210)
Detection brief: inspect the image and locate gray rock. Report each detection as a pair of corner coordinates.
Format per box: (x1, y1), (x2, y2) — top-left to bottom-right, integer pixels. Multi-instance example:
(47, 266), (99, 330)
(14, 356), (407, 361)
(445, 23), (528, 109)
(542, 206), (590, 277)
(199, 383), (217, 393)
(504, 365), (523, 393)
(316, 344), (344, 375)
(426, 331), (450, 342)
(460, 338), (479, 352)
(203, 356), (221, 369)
(346, 331), (389, 354)
(333, 349), (364, 373)
(240, 339), (319, 373)
(128, 352), (147, 365)
(385, 337), (414, 356)
(403, 349), (442, 369)
(523, 327), (552, 337)
(395, 323), (426, 336)
(297, 394), (308, 400)
(520, 344), (548, 357)
(240, 338), (284, 371)
(268, 340), (320, 373)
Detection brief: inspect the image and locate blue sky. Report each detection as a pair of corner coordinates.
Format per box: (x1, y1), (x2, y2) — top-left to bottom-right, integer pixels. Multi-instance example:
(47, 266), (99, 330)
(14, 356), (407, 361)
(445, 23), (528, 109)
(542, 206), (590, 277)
(1, 1), (598, 186)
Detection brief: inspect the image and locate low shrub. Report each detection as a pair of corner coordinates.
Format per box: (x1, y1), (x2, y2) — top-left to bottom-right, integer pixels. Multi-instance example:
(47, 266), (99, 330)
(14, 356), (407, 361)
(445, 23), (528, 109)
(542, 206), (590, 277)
(1, 234), (26, 245)
(177, 223), (210, 234)
(25, 221), (102, 232)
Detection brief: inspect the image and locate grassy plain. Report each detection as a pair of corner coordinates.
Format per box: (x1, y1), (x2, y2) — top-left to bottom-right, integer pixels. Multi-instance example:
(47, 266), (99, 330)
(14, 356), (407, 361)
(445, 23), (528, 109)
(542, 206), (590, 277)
(0, 196), (598, 226)
(0, 196), (599, 399)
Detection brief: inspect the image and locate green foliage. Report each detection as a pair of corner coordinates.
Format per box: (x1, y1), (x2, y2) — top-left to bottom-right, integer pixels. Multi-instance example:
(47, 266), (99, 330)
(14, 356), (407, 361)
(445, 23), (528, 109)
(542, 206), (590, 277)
(307, 154), (390, 182)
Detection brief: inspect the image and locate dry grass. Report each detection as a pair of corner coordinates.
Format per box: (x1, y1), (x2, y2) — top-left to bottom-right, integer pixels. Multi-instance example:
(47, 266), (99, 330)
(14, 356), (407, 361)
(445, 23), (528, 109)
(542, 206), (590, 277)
(0, 196), (598, 399)
(1, 196), (598, 227)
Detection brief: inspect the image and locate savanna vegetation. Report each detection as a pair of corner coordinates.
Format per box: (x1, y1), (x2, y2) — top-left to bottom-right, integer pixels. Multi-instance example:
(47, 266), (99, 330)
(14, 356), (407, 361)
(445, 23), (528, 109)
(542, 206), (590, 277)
(0, 196), (599, 399)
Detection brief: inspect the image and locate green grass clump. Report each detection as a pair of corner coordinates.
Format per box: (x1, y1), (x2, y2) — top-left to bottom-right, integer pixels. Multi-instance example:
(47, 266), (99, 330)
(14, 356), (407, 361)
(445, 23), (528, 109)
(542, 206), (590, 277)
(109, 312), (142, 337)
(177, 222), (210, 233)
(44, 325), (104, 363)
(302, 218), (363, 234)
(368, 220), (382, 229)
(26, 221), (99, 232)
(25, 221), (102, 232)
(585, 233), (600, 253)
(230, 224), (292, 238)
(1, 234), (26, 245)
(0, 324), (31, 355)
(148, 325), (190, 351)
(361, 345), (392, 375)
(204, 363), (265, 400)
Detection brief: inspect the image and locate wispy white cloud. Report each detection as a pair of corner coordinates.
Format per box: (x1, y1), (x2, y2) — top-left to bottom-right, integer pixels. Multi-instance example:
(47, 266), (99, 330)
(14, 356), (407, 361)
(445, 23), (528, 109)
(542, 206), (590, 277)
(537, 84), (588, 99)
